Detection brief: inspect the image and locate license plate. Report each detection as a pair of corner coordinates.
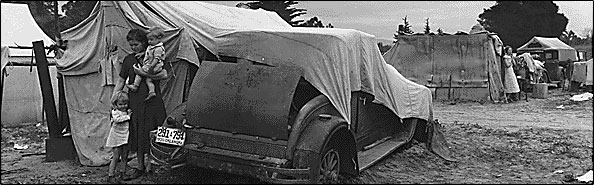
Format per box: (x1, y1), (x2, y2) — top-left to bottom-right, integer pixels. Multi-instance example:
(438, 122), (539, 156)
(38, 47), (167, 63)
(155, 126), (186, 146)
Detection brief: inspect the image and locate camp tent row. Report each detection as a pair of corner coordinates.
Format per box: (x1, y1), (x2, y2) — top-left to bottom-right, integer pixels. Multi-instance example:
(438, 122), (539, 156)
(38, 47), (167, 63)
(58, 1), (433, 166)
(1, 3), (58, 126)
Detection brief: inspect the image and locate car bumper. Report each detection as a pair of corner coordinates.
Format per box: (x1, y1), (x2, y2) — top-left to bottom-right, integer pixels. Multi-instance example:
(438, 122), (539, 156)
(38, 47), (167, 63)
(184, 144), (313, 184)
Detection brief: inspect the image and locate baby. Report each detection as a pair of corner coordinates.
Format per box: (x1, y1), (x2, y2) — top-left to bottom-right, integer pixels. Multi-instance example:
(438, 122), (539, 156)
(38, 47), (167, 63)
(128, 27), (165, 101)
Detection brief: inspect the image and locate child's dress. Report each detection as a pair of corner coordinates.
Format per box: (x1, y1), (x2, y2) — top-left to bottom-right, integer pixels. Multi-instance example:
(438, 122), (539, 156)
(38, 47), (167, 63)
(105, 109), (130, 148)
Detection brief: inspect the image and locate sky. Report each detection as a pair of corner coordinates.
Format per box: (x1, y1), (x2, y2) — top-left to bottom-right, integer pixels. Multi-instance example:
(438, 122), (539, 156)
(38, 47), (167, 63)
(203, 1), (594, 42)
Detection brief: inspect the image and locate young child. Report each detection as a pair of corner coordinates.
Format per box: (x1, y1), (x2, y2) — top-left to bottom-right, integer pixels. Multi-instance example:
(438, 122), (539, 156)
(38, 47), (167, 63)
(127, 26), (166, 101)
(106, 92), (132, 184)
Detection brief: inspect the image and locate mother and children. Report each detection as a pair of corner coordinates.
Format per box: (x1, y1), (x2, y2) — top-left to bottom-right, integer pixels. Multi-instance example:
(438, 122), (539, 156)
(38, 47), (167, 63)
(106, 27), (169, 184)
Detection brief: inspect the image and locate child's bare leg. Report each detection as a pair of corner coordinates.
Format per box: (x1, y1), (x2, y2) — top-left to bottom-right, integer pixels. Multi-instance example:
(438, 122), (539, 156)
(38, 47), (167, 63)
(127, 75), (142, 92)
(108, 146), (122, 177)
(144, 78), (156, 101)
(120, 144), (131, 180)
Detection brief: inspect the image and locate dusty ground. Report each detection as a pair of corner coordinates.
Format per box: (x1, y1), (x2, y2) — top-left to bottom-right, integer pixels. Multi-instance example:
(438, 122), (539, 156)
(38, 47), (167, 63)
(1, 89), (593, 184)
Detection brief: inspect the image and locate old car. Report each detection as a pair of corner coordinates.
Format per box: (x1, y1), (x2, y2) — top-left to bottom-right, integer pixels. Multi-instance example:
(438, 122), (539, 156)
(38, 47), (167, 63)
(153, 27), (449, 184)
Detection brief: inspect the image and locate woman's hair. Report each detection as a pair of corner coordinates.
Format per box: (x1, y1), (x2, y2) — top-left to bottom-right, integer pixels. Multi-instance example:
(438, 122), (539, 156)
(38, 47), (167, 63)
(147, 26), (165, 39)
(126, 29), (149, 45)
(114, 91), (129, 103)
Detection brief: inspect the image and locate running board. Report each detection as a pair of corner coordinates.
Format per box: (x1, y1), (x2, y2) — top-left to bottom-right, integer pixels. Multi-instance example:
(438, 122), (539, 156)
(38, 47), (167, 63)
(357, 119), (418, 171)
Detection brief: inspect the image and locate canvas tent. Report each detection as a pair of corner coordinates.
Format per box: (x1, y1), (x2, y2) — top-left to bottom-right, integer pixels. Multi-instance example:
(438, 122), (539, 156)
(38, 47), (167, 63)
(59, 1), (433, 166)
(383, 34), (505, 101)
(1, 3), (58, 126)
(517, 36), (578, 62)
(57, 1), (291, 166)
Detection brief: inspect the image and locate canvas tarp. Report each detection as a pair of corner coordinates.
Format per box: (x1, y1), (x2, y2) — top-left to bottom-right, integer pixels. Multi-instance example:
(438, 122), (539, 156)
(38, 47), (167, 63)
(216, 27), (433, 124)
(58, 1), (432, 166)
(383, 34), (505, 101)
(571, 59), (594, 85)
(57, 1), (290, 166)
(517, 36), (578, 61)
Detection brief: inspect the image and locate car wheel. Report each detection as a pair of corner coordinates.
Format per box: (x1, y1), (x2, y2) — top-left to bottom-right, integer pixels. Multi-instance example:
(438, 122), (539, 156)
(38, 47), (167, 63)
(319, 142), (340, 184)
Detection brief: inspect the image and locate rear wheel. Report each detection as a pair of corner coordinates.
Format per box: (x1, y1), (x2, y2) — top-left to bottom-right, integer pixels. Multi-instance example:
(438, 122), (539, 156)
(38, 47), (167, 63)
(319, 144), (340, 184)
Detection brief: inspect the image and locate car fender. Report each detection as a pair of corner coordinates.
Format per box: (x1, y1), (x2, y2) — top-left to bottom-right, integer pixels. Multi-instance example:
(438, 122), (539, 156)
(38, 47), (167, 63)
(286, 95), (340, 159)
(292, 116), (358, 179)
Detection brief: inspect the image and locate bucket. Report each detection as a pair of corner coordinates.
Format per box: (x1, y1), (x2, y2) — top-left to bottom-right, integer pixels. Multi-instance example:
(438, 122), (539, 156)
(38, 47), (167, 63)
(532, 83), (548, 99)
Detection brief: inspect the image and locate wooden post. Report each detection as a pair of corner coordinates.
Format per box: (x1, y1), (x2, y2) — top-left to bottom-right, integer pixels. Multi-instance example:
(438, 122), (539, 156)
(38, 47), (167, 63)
(33, 41), (60, 138)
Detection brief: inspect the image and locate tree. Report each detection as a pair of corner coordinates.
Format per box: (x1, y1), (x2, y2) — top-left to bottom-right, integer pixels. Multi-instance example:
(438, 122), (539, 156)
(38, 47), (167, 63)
(437, 28), (444, 35)
(298, 16), (324, 27)
(424, 18), (431, 35)
(242, 1), (333, 28)
(559, 30), (577, 45)
(393, 15), (414, 41)
(244, 1), (307, 26)
(29, 1), (97, 41)
(478, 1), (568, 49)
(401, 15), (414, 34)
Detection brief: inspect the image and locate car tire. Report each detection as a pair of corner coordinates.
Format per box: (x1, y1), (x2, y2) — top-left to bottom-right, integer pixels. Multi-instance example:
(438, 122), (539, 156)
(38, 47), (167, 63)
(318, 139), (341, 184)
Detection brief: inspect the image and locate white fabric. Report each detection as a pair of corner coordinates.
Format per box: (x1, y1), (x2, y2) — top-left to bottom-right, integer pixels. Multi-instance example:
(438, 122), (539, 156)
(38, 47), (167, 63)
(519, 53), (537, 73)
(218, 28), (433, 123)
(572, 61), (588, 83)
(58, 1), (433, 124)
(490, 35), (503, 56)
(58, 1), (433, 165)
(503, 55), (520, 93)
(570, 93), (593, 102)
(105, 109), (130, 148)
(517, 36), (577, 61)
(518, 36), (576, 50)
(586, 59), (593, 86)
(1, 46), (10, 71)
(576, 170), (593, 183)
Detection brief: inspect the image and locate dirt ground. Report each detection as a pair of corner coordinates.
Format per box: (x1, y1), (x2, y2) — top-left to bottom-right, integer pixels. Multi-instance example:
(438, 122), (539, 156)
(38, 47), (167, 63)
(1, 89), (593, 184)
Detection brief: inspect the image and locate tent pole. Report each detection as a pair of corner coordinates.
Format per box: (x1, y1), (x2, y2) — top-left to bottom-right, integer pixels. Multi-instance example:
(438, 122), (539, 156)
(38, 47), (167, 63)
(53, 1), (70, 134)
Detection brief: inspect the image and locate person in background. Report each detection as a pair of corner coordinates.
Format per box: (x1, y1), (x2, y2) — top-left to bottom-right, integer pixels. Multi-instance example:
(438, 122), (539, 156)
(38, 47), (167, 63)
(503, 46), (520, 102)
(532, 54), (545, 83)
(111, 28), (167, 180)
(106, 92), (132, 184)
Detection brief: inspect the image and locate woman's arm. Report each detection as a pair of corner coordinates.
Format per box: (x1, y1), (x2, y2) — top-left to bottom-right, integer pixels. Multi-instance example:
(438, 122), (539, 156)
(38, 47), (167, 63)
(111, 75), (126, 106)
(133, 63), (168, 79)
(111, 110), (131, 123)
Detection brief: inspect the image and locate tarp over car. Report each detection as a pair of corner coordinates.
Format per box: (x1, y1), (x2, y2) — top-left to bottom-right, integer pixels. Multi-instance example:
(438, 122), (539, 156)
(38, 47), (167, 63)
(58, 1), (432, 166)
(517, 36), (578, 62)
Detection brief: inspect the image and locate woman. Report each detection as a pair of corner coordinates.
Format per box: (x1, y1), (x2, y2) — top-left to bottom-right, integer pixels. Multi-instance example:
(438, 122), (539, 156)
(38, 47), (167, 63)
(503, 46), (520, 102)
(110, 28), (167, 180)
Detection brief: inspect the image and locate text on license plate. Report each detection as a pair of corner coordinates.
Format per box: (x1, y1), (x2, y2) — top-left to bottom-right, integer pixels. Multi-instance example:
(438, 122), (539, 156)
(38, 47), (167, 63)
(155, 126), (186, 146)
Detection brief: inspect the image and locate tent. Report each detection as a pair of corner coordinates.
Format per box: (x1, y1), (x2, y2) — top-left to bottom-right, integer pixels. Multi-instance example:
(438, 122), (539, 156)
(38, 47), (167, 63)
(1, 3), (58, 126)
(517, 36), (578, 62)
(59, 1), (433, 166)
(383, 34), (505, 101)
(57, 1), (291, 166)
